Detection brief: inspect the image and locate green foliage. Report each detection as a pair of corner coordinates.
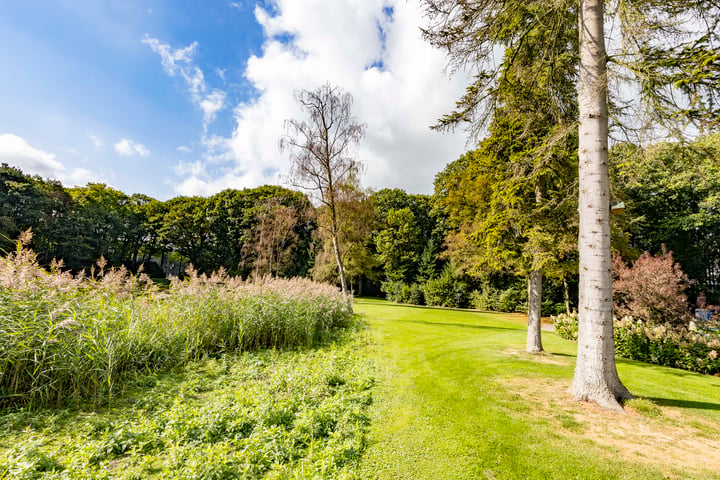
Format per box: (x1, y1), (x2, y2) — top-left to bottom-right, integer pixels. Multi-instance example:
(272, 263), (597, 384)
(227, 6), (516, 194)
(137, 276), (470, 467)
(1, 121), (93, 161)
(552, 312), (579, 341)
(552, 313), (720, 375)
(0, 334), (374, 479)
(1, 164), (317, 279)
(422, 267), (469, 308)
(0, 240), (352, 409)
(469, 278), (528, 313)
(380, 281), (424, 306)
(371, 189), (445, 286)
(375, 207), (422, 283)
(469, 286), (500, 312)
(611, 134), (720, 302)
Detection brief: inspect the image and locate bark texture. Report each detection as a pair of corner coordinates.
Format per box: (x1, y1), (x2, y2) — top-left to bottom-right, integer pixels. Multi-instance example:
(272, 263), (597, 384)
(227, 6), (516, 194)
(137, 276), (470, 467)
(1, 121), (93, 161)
(570, 0), (632, 412)
(526, 268), (544, 353)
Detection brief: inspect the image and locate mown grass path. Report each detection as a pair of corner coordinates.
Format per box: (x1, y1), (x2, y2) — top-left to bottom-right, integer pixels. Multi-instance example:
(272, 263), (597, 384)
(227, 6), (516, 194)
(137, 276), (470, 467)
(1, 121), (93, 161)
(356, 299), (720, 480)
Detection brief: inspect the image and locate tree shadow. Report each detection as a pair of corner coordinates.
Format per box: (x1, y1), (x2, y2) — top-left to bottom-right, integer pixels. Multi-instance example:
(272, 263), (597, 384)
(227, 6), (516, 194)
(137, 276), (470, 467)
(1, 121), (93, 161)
(644, 396), (720, 411)
(357, 299), (525, 317)
(545, 352), (575, 358)
(391, 317), (522, 332)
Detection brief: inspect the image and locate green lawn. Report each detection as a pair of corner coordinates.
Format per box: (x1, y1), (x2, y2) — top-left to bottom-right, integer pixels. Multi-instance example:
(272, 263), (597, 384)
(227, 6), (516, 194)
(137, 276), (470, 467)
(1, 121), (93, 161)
(356, 298), (720, 480)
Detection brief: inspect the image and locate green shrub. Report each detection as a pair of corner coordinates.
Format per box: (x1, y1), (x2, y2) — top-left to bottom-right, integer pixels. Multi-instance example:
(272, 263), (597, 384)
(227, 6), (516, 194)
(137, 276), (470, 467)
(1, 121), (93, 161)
(470, 282), (527, 313)
(422, 268), (469, 308)
(407, 283), (425, 305)
(552, 312), (579, 341)
(470, 285), (501, 311)
(542, 299), (566, 316)
(381, 280), (405, 303)
(551, 312), (720, 375)
(499, 287), (524, 313)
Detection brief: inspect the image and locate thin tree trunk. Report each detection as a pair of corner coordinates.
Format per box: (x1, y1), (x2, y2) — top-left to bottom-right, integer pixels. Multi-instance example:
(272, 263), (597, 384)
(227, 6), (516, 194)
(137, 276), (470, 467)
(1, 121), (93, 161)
(527, 267), (544, 353)
(331, 233), (348, 296)
(563, 276), (572, 314)
(570, 0), (631, 412)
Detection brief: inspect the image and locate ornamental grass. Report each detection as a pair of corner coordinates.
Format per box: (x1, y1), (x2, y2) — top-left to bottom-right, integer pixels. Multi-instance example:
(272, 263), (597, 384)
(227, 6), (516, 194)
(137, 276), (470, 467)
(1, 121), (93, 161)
(0, 233), (352, 409)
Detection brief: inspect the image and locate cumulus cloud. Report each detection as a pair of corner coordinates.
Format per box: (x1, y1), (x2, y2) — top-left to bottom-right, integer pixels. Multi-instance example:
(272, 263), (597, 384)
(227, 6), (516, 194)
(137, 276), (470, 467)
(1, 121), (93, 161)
(143, 36), (227, 126)
(171, 0), (470, 196)
(0, 133), (99, 186)
(114, 138), (150, 157)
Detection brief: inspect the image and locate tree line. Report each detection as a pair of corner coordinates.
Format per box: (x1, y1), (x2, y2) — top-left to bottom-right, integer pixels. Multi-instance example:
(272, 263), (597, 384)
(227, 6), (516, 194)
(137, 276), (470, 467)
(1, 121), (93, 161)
(4, 129), (719, 305)
(0, 164), (315, 279)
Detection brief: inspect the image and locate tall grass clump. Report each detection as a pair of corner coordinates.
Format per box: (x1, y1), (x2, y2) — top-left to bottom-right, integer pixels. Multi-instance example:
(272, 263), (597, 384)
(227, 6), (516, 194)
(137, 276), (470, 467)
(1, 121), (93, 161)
(0, 232), (353, 409)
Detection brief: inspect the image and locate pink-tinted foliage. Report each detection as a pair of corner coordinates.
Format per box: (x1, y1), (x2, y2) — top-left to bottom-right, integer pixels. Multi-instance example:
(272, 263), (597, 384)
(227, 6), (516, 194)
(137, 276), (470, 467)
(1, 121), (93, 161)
(613, 247), (691, 326)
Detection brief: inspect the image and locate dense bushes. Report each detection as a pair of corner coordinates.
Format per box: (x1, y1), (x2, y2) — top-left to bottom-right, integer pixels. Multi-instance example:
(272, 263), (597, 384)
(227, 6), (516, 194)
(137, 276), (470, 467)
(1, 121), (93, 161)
(552, 313), (720, 375)
(0, 239), (353, 409)
(381, 276), (572, 315)
(382, 272), (540, 313)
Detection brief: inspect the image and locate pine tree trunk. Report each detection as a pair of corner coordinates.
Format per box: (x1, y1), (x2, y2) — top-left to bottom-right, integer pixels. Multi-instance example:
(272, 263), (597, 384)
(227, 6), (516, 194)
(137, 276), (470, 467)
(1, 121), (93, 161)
(527, 268), (544, 353)
(570, 0), (632, 412)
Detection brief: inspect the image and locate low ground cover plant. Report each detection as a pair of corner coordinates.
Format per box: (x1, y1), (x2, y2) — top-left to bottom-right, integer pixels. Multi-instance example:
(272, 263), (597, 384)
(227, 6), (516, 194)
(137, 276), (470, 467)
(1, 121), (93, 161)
(0, 334), (374, 479)
(0, 234), (353, 409)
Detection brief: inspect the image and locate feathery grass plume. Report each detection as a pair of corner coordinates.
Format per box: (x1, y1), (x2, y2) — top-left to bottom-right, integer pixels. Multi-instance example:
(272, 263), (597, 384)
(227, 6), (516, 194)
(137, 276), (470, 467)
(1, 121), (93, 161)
(0, 235), (352, 409)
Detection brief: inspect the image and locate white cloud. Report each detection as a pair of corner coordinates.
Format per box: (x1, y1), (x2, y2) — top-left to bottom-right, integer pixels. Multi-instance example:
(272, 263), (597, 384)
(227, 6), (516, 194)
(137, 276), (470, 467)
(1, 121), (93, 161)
(172, 0), (470, 196)
(0, 133), (100, 186)
(0, 133), (65, 177)
(114, 138), (150, 157)
(88, 133), (103, 147)
(143, 36), (227, 127)
(177, 146), (192, 153)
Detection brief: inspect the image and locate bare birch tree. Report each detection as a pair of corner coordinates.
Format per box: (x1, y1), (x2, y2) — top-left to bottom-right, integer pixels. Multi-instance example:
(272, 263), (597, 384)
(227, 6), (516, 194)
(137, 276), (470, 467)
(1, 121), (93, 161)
(280, 83), (366, 296)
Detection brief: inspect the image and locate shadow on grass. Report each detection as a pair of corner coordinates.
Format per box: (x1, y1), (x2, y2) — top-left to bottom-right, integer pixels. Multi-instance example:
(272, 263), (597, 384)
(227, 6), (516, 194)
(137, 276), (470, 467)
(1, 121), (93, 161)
(356, 299), (526, 317)
(544, 352), (575, 358)
(645, 396), (720, 411)
(391, 318), (522, 332)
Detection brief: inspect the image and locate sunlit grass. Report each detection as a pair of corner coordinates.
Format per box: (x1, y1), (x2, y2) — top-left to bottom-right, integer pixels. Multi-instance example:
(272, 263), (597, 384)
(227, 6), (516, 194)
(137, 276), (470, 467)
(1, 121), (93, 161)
(356, 298), (720, 480)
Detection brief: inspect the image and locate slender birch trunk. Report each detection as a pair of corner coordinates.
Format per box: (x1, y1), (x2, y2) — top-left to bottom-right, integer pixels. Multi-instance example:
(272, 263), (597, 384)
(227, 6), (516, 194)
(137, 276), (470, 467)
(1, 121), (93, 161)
(331, 232), (347, 296)
(570, 0), (631, 411)
(526, 268), (544, 353)
(329, 197), (348, 298)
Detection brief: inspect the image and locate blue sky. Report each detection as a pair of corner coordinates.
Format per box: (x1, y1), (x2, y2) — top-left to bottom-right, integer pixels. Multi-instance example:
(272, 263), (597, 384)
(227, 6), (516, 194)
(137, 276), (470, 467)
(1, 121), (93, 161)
(0, 0), (468, 200)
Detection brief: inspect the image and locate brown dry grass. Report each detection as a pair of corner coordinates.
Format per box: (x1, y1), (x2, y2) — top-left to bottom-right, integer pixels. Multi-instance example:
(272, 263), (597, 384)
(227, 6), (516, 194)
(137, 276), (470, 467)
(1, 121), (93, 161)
(499, 353), (720, 478)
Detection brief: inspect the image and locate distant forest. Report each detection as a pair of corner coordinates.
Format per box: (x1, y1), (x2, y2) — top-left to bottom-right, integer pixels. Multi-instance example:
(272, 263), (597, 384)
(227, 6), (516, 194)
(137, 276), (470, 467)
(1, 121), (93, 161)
(3, 133), (720, 309)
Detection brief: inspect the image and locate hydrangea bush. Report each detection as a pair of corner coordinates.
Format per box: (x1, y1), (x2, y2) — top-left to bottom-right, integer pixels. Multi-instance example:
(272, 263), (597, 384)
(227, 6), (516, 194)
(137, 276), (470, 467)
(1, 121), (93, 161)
(552, 313), (720, 375)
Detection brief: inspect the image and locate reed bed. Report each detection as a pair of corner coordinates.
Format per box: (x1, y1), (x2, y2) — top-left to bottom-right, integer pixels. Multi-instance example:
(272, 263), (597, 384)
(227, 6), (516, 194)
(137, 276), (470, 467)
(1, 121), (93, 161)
(0, 234), (353, 409)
